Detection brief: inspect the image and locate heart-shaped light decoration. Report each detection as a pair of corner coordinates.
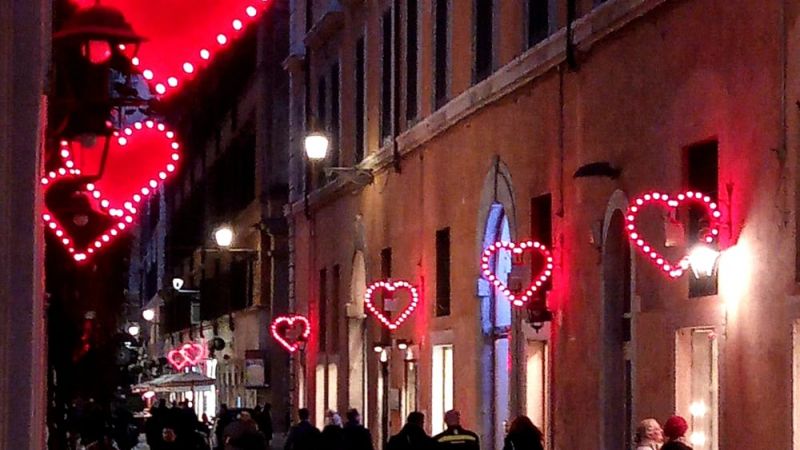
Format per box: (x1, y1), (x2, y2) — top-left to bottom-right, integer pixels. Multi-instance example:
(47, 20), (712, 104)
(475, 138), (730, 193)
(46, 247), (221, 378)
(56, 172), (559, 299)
(480, 240), (554, 307)
(625, 191), (722, 278)
(71, 0), (272, 96)
(41, 121), (181, 262)
(363, 280), (420, 331)
(167, 342), (208, 371)
(270, 315), (311, 353)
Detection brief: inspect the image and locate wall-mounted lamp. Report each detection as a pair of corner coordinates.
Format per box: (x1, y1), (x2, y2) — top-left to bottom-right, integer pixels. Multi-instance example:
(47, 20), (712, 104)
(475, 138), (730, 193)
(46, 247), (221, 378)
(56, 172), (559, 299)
(142, 308), (156, 322)
(687, 245), (720, 279)
(213, 226), (234, 248)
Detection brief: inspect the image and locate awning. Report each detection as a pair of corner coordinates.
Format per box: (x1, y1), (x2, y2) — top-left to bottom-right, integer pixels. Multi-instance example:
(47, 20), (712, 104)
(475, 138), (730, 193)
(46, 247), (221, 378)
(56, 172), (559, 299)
(132, 372), (215, 393)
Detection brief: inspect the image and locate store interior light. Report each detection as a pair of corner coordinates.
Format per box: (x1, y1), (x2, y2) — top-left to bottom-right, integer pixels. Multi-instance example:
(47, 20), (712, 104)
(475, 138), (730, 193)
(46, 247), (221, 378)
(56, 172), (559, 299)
(688, 245), (720, 278)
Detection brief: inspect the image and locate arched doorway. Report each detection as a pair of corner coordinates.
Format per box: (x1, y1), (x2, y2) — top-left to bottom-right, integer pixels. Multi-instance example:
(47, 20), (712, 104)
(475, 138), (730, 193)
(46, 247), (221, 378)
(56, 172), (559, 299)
(479, 204), (513, 450)
(347, 251), (368, 424)
(601, 208), (633, 449)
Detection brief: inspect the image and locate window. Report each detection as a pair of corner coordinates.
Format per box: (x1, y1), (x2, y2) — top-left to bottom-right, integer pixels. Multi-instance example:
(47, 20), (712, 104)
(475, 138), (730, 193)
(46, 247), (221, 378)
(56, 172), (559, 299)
(401, 359), (419, 422)
(525, 340), (548, 434)
(317, 76), (327, 130)
(676, 328), (719, 450)
(381, 247), (392, 278)
(330, 63), (340, 167)
(530, 194), (553, 303)
(355, 36), (366, 163)
(434, 0), (449, 108)
(381, 9), (393, 142)
(527, 0), (549, 47)
(315, 363), (325, 427)
(431, 344), (454, 435)
(319, 268), (327, 351)
(406, 0), (418, 121)
(436, 228), (451, 316)
(474, 0), (493, 83)
(685, 141), (719, 297)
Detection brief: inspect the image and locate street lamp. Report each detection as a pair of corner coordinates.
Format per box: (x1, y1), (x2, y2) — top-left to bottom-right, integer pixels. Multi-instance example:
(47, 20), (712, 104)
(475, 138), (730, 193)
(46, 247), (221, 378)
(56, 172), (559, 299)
(304, 132), (330, 162)
(142, 308), (155, 322)
(214, 226), (234, 248)
(687, 245), (720, 278)
(127, 323), (141, 336)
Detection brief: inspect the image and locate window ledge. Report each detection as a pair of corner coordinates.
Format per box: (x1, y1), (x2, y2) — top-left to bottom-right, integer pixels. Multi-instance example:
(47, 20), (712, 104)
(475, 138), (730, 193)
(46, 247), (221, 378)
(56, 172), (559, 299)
(304, 3), (344, 50)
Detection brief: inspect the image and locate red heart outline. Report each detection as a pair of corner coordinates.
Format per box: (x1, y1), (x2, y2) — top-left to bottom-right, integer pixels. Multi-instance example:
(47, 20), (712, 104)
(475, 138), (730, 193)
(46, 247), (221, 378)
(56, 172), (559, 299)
(363, 280), (420, 331)
(270, 315), (311, 353)
(480, 240), (554, 307)
(625, 191), (722, 278)
(41, 121), (181, 263)
(167, 342), (208, 371)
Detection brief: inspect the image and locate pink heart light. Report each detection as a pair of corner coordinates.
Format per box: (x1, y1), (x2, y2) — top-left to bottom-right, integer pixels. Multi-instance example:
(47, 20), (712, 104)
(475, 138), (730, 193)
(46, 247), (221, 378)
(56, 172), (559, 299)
(480, 240), (554, 307)
(270, 315), (311, 353)
(363, 280), (420, 331)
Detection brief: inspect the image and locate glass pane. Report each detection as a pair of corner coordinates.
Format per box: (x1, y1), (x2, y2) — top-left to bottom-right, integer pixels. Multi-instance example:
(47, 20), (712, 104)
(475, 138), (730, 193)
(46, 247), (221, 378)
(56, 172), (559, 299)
(494, 338), (510, 450)
(525, 340), (547, 429)
(327, 363), (338, 413)
(315, 364), (326, 428)
(432, 344), (454, 435)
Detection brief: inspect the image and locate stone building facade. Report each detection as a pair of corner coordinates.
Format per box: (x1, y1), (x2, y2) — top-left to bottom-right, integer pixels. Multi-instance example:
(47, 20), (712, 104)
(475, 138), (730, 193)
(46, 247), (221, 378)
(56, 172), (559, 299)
(287, 0), (800, 449)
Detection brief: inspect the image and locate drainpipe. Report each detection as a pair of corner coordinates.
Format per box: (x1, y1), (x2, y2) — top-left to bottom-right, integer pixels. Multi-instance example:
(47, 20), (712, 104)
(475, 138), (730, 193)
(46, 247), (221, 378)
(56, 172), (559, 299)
(566, 0), (578, 70)
(392, 0), (402, 173)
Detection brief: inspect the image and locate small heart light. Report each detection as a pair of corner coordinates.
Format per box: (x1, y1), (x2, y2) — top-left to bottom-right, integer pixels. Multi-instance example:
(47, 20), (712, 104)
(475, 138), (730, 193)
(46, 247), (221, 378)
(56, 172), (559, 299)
(167, 341), (208, 371)
(480, 240), (554, 307)
(270, 315), (311, 353)
(363, 280), (420, 331)
(625, 191), (722, 278)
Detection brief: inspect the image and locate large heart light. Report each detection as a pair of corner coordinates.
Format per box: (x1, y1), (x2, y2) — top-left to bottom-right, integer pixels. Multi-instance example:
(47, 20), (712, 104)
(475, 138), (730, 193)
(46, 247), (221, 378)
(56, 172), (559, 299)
(270, 315), (311, 353)
(363, 280), (420, 331)
(41, 121), (181, 262)
(480, 240), (554, 307)
(167, 341), (208, 371)
(625, 191), (722, 278)
(71, 0), (272, 96)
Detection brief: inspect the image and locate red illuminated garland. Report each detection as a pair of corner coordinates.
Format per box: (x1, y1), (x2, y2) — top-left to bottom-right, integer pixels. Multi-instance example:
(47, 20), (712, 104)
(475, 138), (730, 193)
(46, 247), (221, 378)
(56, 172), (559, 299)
(625, 191), (722, 278)
(129, 0), (272, 96)
(167, 341), (208, 371)
(41, 121), (181, 263)
(480, 240), (554, 307)
(363, 280), (420, 331)
(270, 315), (311, 353)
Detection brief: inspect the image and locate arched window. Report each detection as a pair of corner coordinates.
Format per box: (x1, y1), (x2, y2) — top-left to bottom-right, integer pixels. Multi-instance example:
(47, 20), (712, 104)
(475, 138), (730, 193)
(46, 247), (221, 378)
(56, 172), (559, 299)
(480, 204), (512, 450)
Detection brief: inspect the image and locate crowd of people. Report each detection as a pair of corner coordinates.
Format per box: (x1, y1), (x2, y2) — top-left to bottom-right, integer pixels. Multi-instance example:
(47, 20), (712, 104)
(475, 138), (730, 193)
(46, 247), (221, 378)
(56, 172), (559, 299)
(634, 416), (694, 450)
(281, 407), (545, 450)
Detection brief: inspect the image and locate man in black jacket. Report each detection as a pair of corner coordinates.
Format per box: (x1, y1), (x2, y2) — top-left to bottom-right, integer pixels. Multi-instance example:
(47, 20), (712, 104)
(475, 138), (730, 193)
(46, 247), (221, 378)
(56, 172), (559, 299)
(342, 409), (374, 450)
(284, 408), (321, 450)
(432, 410), (480, 450)
(386, 412), (436, 450)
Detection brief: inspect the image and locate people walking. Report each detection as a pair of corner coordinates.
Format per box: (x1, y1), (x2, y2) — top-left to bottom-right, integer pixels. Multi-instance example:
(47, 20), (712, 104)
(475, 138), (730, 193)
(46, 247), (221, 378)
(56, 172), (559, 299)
(432, 410), (479, 450)
(254, 404), (273, 446)
(661, 416), (692, 450)
(342, 409), (374, 450)
(386, 412), (436, 450)
(634, 418), (664, 450)
(320, 411), (345, 450)
(284, 408), (321, 450)
(224, 411), (268, 450)
(502, 416), (544, 450)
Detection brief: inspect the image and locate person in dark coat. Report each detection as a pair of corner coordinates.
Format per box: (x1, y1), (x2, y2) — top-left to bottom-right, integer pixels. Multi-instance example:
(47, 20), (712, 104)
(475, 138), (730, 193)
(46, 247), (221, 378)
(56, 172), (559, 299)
(342, 409), (374, 450)
(225, 411), (268, 450)
(502, 416), (544, 450)
(386, 412), (436, 450)
(432, 410), (479, 450)
(214, 404), (231, 450)
(320, 411), (345, 450)
(661, 416), (693, 450)
(284, 408), (321, 450)
(255, 404), (273, 445)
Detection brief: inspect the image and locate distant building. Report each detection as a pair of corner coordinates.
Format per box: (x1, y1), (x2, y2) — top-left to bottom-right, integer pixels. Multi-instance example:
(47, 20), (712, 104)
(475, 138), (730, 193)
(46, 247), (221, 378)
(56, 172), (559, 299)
(287, 0), (800, 449)
(127, 0), (292, 432)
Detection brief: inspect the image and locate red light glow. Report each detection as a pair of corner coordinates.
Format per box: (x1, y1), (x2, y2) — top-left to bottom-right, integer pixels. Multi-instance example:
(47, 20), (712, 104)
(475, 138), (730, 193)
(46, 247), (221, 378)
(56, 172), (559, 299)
(166, 342), (208, 371)
(363, 280), (420, 331)
(480, 240), (554, 307)
(625, 191), (722, 278)
(270, 315), (311, 353)
(71, 0), (272, 97)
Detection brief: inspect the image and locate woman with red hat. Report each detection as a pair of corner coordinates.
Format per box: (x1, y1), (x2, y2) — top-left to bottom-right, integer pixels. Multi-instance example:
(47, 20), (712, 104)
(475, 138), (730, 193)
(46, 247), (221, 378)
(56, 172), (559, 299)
(661, 416), (692, 450)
